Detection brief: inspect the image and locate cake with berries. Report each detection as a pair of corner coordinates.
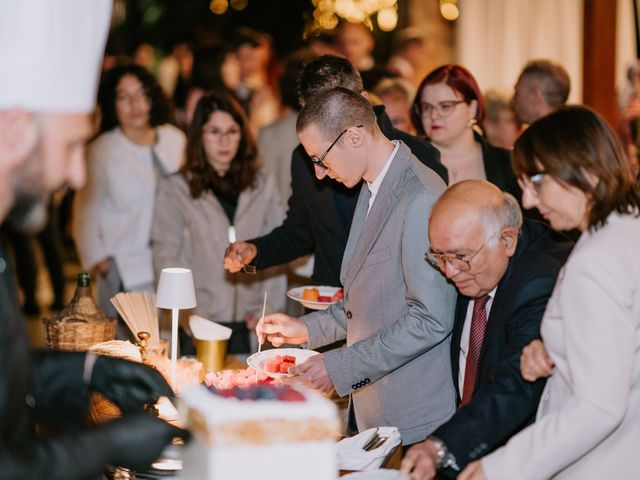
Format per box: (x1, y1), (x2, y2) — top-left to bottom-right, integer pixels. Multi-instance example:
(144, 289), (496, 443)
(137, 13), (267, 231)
(179, 383), (340, 479)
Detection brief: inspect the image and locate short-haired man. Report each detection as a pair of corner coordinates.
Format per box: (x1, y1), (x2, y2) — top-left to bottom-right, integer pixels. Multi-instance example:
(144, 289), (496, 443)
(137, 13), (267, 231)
(0, 1), (184, 477)
(257, 87), (457, 445)
(401, 180), (572, 478)
(510, 59), (571, 126)
(224, 55), (446, 288)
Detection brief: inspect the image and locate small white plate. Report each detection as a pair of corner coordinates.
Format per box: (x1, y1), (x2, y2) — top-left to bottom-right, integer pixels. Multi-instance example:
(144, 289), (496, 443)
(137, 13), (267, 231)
(287, 286), (341, 310)
(247, 348), (319, 379)
(341, 470), (409, 479)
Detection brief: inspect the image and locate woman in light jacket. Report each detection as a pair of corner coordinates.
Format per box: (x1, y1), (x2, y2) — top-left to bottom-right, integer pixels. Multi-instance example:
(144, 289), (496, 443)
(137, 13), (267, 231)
(459, 106), (640, 480)
(151, 92), (285, 353)
(73, 64), (185, 317)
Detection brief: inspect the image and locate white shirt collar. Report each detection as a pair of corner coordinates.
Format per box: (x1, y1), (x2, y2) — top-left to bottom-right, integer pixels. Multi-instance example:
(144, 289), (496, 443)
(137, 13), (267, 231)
(366, 140), (399, 200)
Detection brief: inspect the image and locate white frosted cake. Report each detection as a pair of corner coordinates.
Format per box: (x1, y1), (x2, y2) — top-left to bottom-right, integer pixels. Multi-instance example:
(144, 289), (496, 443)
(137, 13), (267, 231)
(179, 383), (340, 479)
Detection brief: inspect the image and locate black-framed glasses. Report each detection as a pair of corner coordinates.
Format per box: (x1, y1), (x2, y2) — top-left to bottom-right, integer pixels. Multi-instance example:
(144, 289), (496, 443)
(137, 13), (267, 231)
(414, 100), (465, 119)
(310, 124), (364, 169)
(425, 232), (498, 272)
(517, 173), (547, 196)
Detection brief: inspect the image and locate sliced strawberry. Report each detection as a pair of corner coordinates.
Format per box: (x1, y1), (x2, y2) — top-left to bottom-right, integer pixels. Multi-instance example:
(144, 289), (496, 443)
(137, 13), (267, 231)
(281, 355), (297, 364)
(279, 362), (295, 373)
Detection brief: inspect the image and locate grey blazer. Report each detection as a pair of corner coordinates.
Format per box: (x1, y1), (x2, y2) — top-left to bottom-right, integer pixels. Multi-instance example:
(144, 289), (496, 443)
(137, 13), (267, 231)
(303, 142), (457, 445)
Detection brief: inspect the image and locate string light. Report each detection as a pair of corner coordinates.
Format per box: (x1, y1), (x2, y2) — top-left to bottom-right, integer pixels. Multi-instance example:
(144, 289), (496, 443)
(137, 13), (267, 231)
(307, 0), (399, 34)
(230, 0), (249, 11)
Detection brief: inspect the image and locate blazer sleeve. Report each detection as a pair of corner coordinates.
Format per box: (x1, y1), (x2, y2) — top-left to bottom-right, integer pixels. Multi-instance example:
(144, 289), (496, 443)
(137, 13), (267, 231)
(302, 301), (349, 349)
(433, 276), (552, 469)
(249, 147), (316, 269)
(482, 250), (636, 479)
(321, 193), (457, 397)
(71, 141), (109, 271)
(150, 177), (187, 281)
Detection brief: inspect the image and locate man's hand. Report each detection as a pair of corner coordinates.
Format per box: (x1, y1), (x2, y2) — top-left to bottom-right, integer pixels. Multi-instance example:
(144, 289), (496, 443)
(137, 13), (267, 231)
(458, 460), (487, 480)
(282, 353), (334, 394)
(400, 438), (439, 480)
(90, 356), (174, 412)
(101, 412), (189, 470)
(224, 242), (257, 273)
(94, 258), (111, 275)
(520, 339), (554, 382)
(258, 313), (309, 347)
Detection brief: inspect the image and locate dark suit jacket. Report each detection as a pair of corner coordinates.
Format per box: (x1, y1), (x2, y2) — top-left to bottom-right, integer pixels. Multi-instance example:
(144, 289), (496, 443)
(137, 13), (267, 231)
(431, 220), (573, 471)
(250, 105), (447, 286)
(0, 238), (108, 479)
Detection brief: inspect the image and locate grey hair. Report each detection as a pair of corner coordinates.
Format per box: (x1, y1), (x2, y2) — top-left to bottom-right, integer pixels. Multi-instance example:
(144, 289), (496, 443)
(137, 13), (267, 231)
(480, 191), (523, 244)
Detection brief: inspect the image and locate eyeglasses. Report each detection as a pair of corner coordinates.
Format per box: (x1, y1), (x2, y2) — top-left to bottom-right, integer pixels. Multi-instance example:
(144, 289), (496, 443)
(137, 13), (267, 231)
(116, 89), (149, 104)
(203, 127), (242, 142)
(310, 125), (364, 169)
(517, 173), (547, 196)
(415, 100), (466, 119)
(425, 232), (498, 272)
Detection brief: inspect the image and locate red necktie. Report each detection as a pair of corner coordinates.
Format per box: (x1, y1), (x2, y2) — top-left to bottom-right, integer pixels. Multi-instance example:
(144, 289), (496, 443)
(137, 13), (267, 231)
(461, 295), (490, 406)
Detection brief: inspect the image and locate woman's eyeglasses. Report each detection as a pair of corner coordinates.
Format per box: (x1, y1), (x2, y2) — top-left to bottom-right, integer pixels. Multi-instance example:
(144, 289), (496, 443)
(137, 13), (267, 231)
(415, 100), (466, 119)
(517, 173), (547, 196)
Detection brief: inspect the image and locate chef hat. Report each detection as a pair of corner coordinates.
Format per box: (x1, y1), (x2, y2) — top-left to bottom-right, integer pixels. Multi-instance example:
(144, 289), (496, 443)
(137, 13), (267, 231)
(0, 0), (112, 113)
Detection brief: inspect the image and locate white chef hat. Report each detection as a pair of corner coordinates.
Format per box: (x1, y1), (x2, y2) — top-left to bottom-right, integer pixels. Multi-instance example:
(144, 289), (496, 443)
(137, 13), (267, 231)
(0, 0), (112, 113)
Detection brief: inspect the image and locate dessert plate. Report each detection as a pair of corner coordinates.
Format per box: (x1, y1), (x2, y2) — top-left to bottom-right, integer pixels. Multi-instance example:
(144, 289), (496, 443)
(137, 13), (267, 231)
(247, 348), (319, 379)
(287, 286), (342, 310)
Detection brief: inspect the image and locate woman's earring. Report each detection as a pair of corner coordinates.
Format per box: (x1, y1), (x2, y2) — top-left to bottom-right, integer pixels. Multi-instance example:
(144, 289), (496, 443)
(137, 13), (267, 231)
(467, 118), (478, 128)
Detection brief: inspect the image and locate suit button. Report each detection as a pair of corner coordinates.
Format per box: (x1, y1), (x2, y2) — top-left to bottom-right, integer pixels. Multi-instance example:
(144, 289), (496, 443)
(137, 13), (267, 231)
(364, 378), (370, 385)
(352, 384), (357, 390)
(346, 311), (353, 319)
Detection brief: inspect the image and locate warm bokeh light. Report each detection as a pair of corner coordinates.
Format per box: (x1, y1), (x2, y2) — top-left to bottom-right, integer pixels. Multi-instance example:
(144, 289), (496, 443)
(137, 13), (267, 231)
(377, 7), (397, 31)
(440, 1), (459, 21)
(307, 0), (399, 34)
(209, 0), (228, 15)
(230, 0), (249, 11)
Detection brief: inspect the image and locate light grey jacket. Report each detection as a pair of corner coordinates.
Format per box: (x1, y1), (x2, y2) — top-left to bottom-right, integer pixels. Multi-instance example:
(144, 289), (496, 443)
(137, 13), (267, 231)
(303, 142), (457, 445)
(151, 171), (286, 323)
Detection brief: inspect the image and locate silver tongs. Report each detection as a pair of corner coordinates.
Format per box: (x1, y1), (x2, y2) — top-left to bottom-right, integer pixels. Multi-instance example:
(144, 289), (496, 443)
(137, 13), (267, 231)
(362, 428), (389, 451)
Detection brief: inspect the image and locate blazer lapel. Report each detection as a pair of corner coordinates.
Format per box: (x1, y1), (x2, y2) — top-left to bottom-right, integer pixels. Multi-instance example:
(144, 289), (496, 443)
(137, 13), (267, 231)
(342, 146), (409, 289)
(340, 184), (369, 285)
(451, 294), (469, 400)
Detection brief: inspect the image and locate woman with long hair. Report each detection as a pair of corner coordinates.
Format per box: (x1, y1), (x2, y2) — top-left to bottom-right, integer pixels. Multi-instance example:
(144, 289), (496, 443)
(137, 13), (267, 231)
(459, 106), (640, 479)
(151, 92), (286, 353)
(73, 63), (185, 318)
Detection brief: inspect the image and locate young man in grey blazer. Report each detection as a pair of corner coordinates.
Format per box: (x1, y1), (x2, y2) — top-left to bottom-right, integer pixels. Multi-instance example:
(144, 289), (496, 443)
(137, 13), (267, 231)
(258, 87), (457, 445)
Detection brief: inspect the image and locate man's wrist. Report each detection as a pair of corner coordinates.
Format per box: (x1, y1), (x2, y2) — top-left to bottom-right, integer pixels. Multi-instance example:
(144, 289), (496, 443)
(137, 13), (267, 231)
(429, 436), (460, 472)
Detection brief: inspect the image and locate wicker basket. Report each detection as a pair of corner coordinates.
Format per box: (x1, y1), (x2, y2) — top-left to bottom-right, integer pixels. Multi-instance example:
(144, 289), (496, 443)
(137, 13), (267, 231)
(44, 317), (117, 351)
(43, 272), (117, 351)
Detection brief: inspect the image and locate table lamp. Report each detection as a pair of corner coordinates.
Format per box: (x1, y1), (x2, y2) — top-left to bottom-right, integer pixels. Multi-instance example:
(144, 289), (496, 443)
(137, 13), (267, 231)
(155, 267), (197, 388)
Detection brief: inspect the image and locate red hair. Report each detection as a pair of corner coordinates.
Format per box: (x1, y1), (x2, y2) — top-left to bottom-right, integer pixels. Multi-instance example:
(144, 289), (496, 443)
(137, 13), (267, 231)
(411, 64), (485, 137)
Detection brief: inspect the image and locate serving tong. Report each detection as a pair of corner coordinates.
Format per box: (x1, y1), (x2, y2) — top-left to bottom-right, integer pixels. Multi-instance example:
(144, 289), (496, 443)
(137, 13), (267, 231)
(362, 428), (389, 451)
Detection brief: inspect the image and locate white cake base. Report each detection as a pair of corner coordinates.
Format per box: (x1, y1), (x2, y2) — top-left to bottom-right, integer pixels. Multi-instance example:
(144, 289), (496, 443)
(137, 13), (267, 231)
(180, 437), (337, 479)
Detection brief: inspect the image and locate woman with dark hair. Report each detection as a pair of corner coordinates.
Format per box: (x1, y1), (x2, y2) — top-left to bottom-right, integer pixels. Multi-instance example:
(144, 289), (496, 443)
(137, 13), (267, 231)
(411, 65), (519, 197)
(459, 106), (640, 480)
(151, 92), (285, 353)
(73, 63), (185, 317)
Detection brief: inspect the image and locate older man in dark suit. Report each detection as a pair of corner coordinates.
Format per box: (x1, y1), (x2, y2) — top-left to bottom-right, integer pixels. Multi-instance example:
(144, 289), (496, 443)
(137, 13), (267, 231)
(401, 180), (572, 479)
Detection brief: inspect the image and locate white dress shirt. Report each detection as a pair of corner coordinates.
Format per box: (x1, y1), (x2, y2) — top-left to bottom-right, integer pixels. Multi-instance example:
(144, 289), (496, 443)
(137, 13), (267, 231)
(366, 140), (400, 215)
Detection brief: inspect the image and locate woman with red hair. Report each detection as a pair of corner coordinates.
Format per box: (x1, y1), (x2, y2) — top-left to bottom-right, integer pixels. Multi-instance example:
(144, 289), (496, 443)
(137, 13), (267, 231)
(411, 65), (519, 197)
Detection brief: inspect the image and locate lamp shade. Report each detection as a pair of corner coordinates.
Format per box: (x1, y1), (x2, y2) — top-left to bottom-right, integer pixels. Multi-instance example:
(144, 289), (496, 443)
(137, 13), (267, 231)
(156, 268), (197, 309)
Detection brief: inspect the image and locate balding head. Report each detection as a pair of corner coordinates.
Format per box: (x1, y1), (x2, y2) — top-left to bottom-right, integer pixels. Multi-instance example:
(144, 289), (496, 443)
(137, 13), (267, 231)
(428, 180), (522, 298)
